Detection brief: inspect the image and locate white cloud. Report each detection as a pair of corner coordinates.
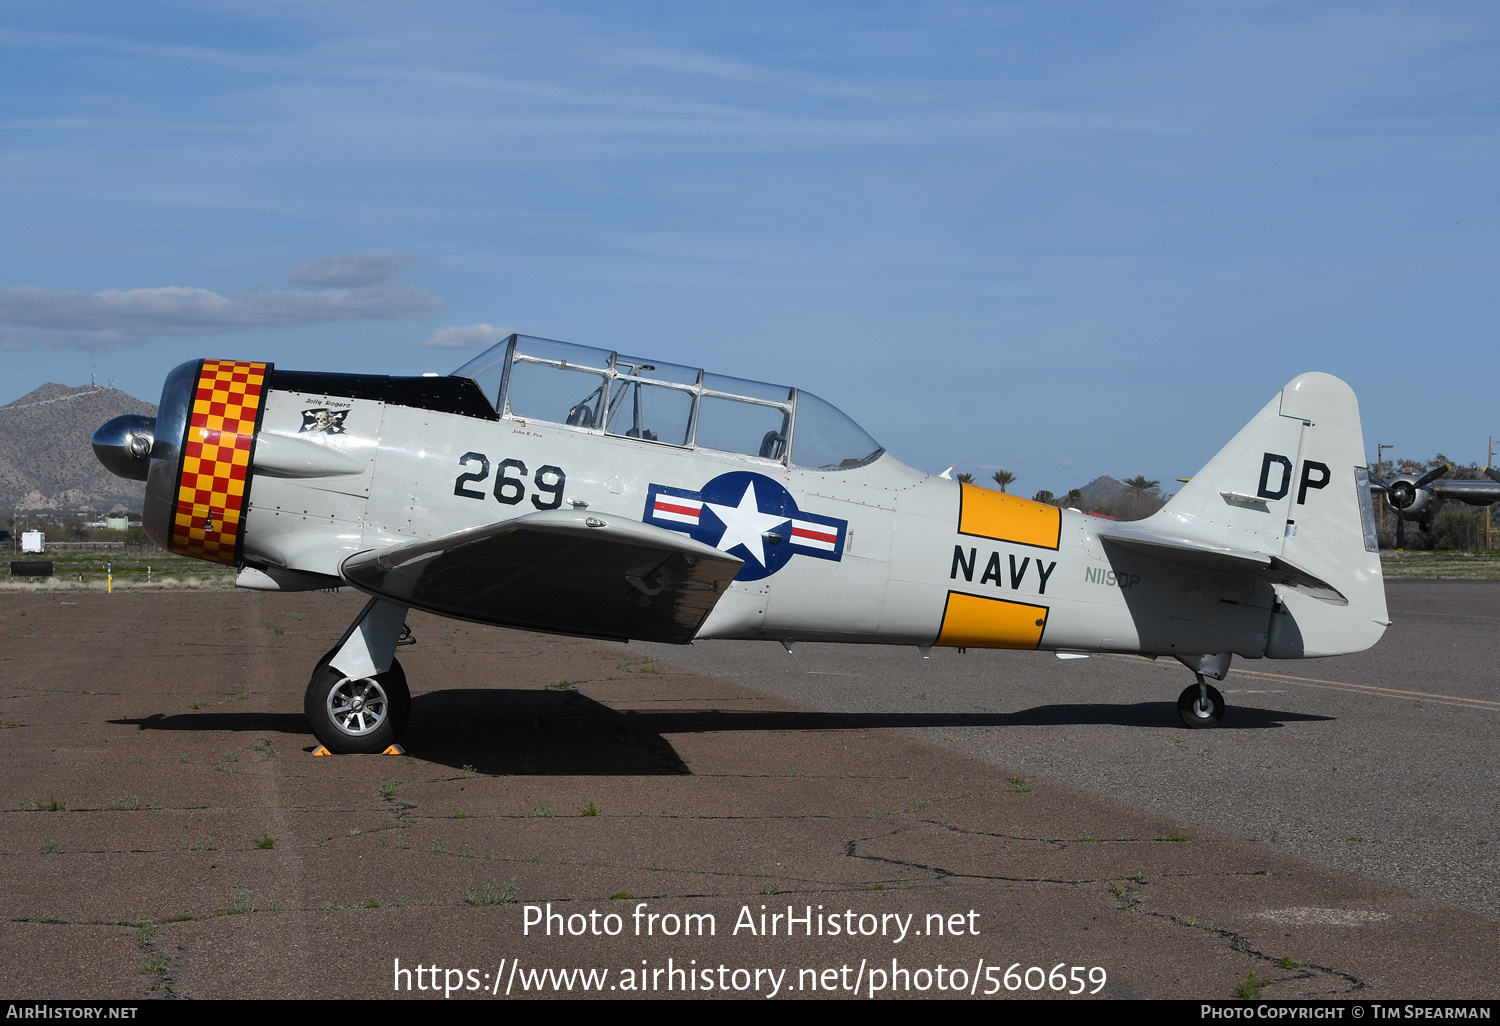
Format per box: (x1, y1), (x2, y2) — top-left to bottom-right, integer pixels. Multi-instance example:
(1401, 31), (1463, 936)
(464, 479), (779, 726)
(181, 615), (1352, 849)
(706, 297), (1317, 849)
(417, 323), (514, 349)
(285, 252), (421, 287)
(0, 282), (444, 351)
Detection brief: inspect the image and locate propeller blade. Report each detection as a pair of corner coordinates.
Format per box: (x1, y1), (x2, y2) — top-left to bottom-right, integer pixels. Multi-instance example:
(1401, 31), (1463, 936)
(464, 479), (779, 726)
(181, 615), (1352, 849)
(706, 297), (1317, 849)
(1395, 511), (1406, 549)
(1367, 471), (1389, 494)
(1415, 464), (1450, 489)
(1486, 467), (1500, 485)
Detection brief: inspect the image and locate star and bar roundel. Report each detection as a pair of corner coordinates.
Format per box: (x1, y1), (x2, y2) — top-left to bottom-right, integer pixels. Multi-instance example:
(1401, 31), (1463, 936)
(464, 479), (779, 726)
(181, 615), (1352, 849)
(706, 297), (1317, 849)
(643, 471), (848, 582)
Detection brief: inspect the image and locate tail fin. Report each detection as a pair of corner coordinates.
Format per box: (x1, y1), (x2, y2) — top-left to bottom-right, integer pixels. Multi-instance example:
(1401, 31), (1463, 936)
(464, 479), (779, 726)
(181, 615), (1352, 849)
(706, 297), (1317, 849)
(1150, 372), (1387, 657)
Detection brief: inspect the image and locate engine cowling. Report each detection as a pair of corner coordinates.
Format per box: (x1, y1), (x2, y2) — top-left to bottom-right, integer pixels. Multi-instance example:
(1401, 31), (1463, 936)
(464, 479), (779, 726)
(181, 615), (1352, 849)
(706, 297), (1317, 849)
(129, 358), (272, 562)
(1385, 473), (1436, 520)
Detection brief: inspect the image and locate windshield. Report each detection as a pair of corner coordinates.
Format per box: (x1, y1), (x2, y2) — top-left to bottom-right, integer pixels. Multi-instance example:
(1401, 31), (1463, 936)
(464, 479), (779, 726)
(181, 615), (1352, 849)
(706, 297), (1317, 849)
(452, 334), (882, 468)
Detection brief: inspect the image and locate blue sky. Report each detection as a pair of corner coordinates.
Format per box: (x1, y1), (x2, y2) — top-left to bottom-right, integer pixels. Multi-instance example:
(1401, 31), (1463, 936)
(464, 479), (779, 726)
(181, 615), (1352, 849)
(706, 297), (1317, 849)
(2, 2), (1496, 494)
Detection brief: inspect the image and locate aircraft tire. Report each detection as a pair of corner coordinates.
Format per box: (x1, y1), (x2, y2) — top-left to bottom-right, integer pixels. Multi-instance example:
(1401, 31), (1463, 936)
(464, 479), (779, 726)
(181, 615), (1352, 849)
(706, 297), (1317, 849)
(305, 655), (411, 754)
(1177, 682), (1225, 729)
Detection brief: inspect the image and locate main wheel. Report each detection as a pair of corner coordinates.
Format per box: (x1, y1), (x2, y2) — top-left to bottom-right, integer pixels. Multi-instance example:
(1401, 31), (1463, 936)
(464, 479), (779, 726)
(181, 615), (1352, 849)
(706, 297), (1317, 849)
(1177, 682), (1225, 729)
(305, 656), (410, 754)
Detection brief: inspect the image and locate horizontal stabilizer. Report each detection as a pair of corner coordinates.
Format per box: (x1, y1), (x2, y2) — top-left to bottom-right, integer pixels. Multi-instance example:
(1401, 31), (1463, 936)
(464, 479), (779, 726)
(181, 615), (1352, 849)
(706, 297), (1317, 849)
(1097, 526), (1348, 605)
(342, 510), (743, 643)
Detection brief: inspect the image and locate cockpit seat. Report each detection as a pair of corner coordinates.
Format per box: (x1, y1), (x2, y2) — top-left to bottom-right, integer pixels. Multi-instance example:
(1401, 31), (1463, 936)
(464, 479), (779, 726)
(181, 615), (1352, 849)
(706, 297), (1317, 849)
(759, 431), (787, 459)
(566, 404), (595, 428)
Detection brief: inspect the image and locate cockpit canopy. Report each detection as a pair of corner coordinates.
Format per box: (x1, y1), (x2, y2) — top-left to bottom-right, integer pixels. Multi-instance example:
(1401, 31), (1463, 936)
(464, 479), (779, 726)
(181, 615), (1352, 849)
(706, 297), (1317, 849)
(452, 334), (883, 470)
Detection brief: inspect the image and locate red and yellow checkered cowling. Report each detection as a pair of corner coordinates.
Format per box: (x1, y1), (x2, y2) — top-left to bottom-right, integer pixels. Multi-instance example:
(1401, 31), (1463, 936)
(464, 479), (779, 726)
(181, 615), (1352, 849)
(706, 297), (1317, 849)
(172, 360), (269, 564)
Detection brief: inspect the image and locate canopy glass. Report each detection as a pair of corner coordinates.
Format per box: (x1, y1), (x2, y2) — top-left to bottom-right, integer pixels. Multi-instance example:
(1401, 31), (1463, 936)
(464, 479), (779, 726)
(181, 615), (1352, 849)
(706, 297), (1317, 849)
(452, 335), (882, 470)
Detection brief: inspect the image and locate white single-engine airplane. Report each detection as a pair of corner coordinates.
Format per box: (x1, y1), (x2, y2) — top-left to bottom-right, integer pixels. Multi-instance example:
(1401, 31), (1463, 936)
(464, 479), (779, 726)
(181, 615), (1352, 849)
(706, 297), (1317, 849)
(93, 335), (1387, 752)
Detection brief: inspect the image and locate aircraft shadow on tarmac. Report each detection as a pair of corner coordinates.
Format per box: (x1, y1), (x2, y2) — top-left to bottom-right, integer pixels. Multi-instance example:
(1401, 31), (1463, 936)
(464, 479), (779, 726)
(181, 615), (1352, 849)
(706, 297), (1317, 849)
(112, 688), (1331, 776)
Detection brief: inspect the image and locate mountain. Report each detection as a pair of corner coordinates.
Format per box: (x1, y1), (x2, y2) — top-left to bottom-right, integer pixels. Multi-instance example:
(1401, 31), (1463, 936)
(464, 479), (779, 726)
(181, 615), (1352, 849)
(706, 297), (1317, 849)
(1078, 475), (1127, 507)
(0, 383), (157, 512)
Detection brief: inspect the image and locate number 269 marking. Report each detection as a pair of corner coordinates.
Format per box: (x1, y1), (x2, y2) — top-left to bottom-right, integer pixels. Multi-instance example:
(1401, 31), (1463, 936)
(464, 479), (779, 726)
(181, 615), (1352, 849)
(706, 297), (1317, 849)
(453, 452), (565, 510)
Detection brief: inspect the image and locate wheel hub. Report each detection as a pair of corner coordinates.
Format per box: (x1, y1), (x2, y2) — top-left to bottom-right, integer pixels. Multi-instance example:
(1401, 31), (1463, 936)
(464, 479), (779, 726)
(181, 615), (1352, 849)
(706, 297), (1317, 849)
(327, 677), (389, 736)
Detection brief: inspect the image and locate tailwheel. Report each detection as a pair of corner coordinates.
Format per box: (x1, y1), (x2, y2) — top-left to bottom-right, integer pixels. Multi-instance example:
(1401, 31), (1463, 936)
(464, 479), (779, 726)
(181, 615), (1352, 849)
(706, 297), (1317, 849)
(305, 653), (411, 754)
(1177, 678), (1225, 729)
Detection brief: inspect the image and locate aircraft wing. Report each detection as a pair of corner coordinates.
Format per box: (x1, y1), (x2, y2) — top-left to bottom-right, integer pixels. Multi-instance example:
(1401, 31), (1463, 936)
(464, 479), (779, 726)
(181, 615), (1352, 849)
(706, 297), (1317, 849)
(1095, 526), (1348, 605)
(340, 510), (744, 643)
(1430, 479), (1500, 506)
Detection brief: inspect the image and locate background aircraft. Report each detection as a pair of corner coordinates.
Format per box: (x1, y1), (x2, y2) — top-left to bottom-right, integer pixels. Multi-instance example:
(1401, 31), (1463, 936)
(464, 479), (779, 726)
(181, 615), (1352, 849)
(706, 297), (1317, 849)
(94, 336), (1387, 752)
(1369, 465), (1500, 548)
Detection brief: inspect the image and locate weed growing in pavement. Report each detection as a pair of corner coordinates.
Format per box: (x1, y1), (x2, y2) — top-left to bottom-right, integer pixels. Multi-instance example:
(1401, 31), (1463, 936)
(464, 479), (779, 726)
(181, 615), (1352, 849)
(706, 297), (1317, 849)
(349, 828), (361, 836)
(577, 801), (599, 817)
(256, 833), (275, 850)
(430, 838), (448, 854)
(462, 764), (477, 778)
(34, 797), (64, 811)
(531, 806), (556, 818)
(465, 878), (519, 906)
(1108, 880), (1128, 900)
(1234, 972), (1270, 1000)
(145, 953), (169, 974)
(215, 753), (239, 774)
(611, 892), (631, 900)
(1007, 777), (1031, 793)
(363, 898), (381, 909)
(266, 900), (284, 912)
(452, 812), (468, 819)
(253, 736), (275, 760)
(110, 795), (141, 811)
(1275, 957), (1301, 970)
(165, 913), (196, 923)
(40, 839), (58, 854)
(379, 779), (400, 798)
(134, 924), (156, 944)
(216, 889), (256, 916)
(1158, 833), (1188, 842)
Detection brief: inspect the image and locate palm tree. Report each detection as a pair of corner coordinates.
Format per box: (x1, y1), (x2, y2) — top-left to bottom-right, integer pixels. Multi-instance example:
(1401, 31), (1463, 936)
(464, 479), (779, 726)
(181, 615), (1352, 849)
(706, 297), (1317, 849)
(955, 472), (973, 484)
(1123, 475), (1159, 495)
(992, 470), (1015, 492)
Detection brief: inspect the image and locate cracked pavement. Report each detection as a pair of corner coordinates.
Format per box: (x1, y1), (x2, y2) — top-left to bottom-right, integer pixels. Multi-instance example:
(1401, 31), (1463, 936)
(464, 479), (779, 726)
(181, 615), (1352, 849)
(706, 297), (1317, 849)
(1, 588), (1495, 999)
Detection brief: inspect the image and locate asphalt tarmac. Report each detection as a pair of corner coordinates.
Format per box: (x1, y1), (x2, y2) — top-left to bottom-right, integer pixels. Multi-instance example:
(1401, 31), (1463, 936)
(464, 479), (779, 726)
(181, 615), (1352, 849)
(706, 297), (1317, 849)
(1, 584), (1495, 1000)
(640, 580), (1500, 921)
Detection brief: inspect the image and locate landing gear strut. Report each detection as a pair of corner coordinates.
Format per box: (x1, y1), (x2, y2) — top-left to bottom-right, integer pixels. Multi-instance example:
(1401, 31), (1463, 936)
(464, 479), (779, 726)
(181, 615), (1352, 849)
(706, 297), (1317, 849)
(1174, 652), (1230, 729)
(304, 597), (414, 754)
